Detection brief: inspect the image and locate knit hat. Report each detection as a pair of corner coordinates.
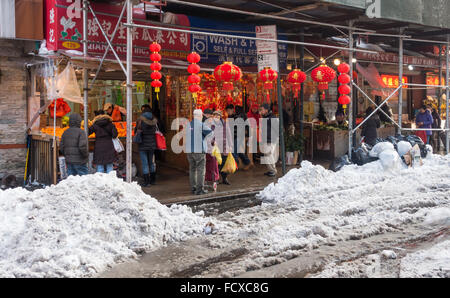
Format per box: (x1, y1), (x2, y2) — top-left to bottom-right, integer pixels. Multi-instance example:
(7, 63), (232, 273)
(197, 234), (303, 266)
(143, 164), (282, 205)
(203, 108), (213, 115)
(193, 109), (203, 118)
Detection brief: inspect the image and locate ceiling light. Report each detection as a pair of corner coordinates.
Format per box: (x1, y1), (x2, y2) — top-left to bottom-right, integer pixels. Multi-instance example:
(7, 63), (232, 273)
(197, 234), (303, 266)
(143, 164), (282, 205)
(333, 58), (341, 66)
(408, 65), (414, 70)
(352, 58), (357, 63)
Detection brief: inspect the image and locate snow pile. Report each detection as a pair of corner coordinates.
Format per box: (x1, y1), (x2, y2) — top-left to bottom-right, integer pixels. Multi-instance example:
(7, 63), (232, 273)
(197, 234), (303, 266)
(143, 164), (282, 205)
(400, 240), (450, 278)
(0, 172), (207, 278)
(202, 155), (450, 277)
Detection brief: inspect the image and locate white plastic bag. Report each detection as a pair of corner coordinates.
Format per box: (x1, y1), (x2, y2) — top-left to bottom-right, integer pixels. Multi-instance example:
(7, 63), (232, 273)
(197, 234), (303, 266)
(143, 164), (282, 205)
(397, 141), (412, 156)
(369, 142), (395, 158)
(378, 149), (402, 171)
(112, 138), (124, 153)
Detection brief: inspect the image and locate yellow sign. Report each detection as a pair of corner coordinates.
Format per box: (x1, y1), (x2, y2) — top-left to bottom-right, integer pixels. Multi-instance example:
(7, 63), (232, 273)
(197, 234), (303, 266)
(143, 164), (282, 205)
(62, 41), (81, 50)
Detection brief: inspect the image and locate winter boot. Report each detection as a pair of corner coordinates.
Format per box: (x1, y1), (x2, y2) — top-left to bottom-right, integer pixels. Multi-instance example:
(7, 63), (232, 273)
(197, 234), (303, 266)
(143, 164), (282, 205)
(140, 174), (150, 187)
(149, 172), (156, 185)
(221, 173), (230, 185)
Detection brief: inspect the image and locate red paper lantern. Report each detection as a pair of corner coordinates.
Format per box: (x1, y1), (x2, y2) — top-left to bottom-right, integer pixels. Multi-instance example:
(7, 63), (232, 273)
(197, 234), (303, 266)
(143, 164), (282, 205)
(287, 69), (306, 98)
(151, 71), (162, 80)
(338, 73), (351, 84)
(188, 74), (201, 84)
(337, 62), (350, 74)
(151, 80), (163, 88)
(258, 67), (278, 102)
(338, 84), (351, 95)
(214, 62), (242, 91)
(150, 62), (162, 71)
(150, 53), (161, 62)
(311, 64), (336, 93)
(187, 52), (201, 64)
(189, 84), (202, 93)
(338, 95), (351, 105)
(188, 64), (201, 74)
(149, 42), (161, 53)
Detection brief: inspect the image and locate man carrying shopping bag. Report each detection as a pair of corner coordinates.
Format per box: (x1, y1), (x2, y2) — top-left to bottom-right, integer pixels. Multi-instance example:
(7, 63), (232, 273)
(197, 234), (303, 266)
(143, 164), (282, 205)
(186, 109), (213, 195)
(259, 104), (279, 177)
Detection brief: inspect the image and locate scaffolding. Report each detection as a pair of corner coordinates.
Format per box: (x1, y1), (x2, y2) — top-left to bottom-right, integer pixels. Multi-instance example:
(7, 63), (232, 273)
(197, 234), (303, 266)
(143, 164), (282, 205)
(80, 0), (450, 182)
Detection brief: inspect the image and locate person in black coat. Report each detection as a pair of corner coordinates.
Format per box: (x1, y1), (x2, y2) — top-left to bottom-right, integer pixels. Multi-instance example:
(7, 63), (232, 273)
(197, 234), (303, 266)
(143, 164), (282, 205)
(60, 113), (89, 176)
(88, 114), (118, 173)
(361, 106), (381, 146)
(136, 110), (158, 186)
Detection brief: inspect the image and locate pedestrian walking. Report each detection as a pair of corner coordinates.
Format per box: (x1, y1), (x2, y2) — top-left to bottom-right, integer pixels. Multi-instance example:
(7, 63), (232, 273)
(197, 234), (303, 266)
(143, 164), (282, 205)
(88, 114), (118, 173)
(186, 109), (213, 195)
(60, 113), (89, 176)
(259, 104), (279, 177)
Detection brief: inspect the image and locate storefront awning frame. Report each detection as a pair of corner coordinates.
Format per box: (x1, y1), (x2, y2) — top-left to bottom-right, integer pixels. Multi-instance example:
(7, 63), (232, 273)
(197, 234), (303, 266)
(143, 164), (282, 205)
(79, 0), (450, 183)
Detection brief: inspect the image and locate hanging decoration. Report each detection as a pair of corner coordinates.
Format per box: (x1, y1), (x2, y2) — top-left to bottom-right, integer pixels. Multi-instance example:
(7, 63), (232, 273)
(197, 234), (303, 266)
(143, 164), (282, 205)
(258, 67), (278, 103)
(311, 64), (336, 100)
(214, 61), (242, 103)
(287, 69), (307, 99)
(337, 61), (351, 108)
(149, 42), (162, 100)
(187, 52), (202, 101)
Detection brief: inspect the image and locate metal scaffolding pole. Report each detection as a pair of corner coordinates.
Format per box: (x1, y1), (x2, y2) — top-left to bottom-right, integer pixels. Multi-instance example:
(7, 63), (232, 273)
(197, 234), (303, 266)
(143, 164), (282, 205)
(446, 35), (450, 154)
(439, 45), (443, 116)
(299, 28), (305, 163)
(398, 29), (404, 134)
(126, 0), (133, 183)
(83, 0), (89, 136)
(348, 21), (354, 159)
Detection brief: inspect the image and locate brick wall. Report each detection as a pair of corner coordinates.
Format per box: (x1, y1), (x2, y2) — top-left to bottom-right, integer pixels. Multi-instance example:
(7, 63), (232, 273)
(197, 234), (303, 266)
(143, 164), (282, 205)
(0, 39), (31, 178)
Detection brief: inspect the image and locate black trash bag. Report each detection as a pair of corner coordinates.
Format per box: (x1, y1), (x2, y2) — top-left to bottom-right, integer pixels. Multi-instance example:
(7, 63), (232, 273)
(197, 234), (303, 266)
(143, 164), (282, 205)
(351, 147), (378, 166)
(374, 137), (385, 145)
(418, 143), (428, 158)
(405, 135), (424, 147)
(329, 155), (352, 172)
(384, 135), (400, 151)
(1, 174), (17, 190)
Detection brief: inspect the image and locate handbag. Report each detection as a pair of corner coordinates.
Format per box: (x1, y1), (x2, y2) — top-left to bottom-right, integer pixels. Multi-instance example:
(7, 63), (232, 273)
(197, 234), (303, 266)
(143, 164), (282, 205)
(155, 124), (166, 150)
(133, 121), (143, 144)
(112, 138), (124, 153)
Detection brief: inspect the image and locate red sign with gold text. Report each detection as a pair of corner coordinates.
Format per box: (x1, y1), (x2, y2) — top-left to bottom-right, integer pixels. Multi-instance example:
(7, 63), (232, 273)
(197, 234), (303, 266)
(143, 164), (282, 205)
(44, 0), (190, 62)
(381, 75), (408, 89)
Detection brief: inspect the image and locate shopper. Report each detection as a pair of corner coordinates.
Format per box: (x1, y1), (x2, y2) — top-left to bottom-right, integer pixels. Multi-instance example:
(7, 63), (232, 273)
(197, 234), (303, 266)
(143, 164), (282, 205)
(259, 103), (278, 177)
(226, 104), (251, 170)
(415, 105), (433, 144)
(136, 108), (158, 187)
(186, 109), (213, 195)
(208, 110), (233, 185)
(203, 110), (219, 191)
(60, 113), (89, 176)
(361, 106), (381, 146)
(328, 110), (348, 126)
(431, 107), (442, 151)
(103, 103), (126, 122)
(88, 114), (118, 173)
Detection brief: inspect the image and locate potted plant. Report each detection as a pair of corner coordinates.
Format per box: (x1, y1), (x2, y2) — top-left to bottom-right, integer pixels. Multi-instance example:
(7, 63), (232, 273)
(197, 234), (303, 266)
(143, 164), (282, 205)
(285, 133), (304, 165)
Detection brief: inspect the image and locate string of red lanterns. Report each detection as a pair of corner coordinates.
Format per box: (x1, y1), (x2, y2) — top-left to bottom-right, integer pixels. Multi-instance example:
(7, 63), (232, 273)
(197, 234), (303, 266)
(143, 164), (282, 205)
(337, 62), (351, 107)
(149, 42), (162, 100)
(258, 67), (278, 103)
(187, 52), (202, 101)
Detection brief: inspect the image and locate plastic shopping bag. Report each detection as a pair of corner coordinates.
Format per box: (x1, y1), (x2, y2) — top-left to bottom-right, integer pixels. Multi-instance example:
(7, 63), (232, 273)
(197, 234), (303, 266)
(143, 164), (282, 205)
(221, 153), (237, 174)
(212, 145), (222, 165)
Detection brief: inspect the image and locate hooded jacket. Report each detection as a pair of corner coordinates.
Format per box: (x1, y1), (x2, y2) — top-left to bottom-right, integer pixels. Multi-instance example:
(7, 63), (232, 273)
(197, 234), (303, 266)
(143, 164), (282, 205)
(88, 114), (118, 165)
(136, 112), (158, 151)
(60, 113), (89, 164)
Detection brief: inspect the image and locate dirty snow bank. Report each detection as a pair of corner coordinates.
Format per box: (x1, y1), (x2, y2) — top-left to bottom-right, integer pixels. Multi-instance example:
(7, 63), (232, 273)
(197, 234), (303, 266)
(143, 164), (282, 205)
(400, 240), (450, 278)
(0, 172), (207, 278)
(203, 155), (450, 277)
